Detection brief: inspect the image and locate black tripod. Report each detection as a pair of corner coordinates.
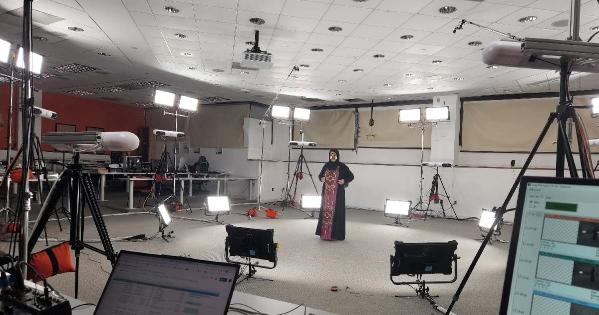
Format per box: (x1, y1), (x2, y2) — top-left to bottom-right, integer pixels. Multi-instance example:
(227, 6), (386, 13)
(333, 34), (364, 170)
(423, 166), (458, 220)
(27, 152), (117, 298)
(280, 146), (318, 217)
(444, 58), (594, 314)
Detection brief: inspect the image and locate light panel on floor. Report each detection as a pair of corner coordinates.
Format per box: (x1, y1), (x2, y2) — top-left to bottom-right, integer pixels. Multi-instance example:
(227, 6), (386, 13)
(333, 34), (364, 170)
(157, 204), (172, 226)
(479, 210), (496, 229)
(384, 200), (411, 216)
(301, 195), (321, 209)
(207, 196), (230, 213)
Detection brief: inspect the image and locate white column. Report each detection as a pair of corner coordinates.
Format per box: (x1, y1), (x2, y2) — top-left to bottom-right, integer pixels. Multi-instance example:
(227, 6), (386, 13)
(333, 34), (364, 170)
(430, 94), (460, 165)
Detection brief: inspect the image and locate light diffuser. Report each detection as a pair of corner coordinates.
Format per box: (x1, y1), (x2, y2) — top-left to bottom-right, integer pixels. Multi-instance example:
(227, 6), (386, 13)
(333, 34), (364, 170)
(271, 105), (290, 120)
(293, 107), (311, 121)
(301, 195), (321, 209)
(207, 196), (230, 213)
(384, 200), (411, 216)
(16, 47), (43, 74)
(479, 210), (496, 229)
(154, 90), (176, 107)
(179, 95), (199, 112)
(399, 108), (421, 123)
(158, 204), (172, 226)
(425, 106), (449, 121)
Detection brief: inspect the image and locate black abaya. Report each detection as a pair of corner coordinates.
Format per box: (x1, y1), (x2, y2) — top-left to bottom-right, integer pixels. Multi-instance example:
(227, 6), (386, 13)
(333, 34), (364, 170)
(315, 157), (354, 241)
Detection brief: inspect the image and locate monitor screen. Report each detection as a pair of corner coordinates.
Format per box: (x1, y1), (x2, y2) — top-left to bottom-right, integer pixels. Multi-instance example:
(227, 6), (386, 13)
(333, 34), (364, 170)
(95, 251), (239, 315)
(501, 176), (599, 315)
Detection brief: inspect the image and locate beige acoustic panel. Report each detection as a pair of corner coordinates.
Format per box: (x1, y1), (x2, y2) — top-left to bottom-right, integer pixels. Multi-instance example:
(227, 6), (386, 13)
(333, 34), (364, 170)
(358, 108), (432, 148)
(462, 98), (559, 152)
(187, 104), (250, 149)
(293, 109), (355, 149)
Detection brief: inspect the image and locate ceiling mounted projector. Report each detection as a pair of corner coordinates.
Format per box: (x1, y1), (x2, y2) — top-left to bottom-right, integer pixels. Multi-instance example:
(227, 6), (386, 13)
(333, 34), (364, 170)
(483, 40), (599, 73)
(241, 30), (272, 69)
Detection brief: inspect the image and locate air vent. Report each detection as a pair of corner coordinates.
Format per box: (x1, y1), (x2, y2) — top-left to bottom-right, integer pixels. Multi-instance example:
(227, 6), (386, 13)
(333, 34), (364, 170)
(118, 80), (169, 90)
(53, 63), (98, 73)
(101, 97), (120, 102)
(64, 89), (95, 96)
(94, 86), (126, 93)
(200, 96), (231, 103)
(301, 96), (324, 102)
(134, 101), (154, 107)
(345, 98), (366, 102)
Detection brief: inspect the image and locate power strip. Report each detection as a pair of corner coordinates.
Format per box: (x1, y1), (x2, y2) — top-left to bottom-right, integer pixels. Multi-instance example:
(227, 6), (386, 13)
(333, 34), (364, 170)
(1, 286), (71, 314)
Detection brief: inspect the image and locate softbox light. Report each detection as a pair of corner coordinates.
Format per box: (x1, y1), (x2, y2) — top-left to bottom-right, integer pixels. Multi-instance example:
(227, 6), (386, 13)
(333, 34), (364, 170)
(154, 90), (176, 107)
(385, 200), (411, 216)
(425, 106), (449, 121)
(479, 210), (496, 230)
(179, 96), (198, 112)
(0, 39), (10, 64)
(271, 105), (290, 120)
(157, 204), (172, 226)
(293, 107), (311, 121)
(301, 195), (321, 209)
(16, 47), (43, 74)
(399, 108), (421, 123)
(207, 196), (230, 213)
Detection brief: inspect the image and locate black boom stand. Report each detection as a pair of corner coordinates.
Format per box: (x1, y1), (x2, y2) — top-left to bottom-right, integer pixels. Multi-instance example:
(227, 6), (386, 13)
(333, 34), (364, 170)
(445, 2), (595, 311)
(28, 152), (117, 298)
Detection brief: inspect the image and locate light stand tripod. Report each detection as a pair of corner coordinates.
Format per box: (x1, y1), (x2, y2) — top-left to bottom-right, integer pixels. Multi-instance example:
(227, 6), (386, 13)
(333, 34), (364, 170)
(423, 166), (458, 220)
(445, 1), (595, 312)
(280, 131), (319, 217)
(28, 152), (117, 298)
(411, 122), (429, 212)
(1, 52), (16, 222)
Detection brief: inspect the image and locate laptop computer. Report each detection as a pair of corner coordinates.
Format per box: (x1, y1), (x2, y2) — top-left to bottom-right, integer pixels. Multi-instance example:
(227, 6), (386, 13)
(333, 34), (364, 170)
(500, 176), (599, 315)
(95, 251), (239, 315)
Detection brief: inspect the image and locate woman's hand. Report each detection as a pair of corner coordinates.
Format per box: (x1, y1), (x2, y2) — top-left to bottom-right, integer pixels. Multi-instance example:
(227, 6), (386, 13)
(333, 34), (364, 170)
(337, 179), (345, 185)
(320, 177), (324, 182)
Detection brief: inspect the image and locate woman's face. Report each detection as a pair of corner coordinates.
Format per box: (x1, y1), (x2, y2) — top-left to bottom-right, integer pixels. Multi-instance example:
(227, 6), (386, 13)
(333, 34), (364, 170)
(329, 151), (338, 162)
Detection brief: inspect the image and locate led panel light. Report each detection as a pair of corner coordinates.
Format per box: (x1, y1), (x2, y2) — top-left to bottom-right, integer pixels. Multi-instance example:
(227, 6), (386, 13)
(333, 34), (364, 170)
(479, 210), (496, 229)
(384, 200), (411, 216)
(399, 108), (421, 123)
(271, 105), (290, 120)
(425, 106), (449, 121)
(179, 96), (199, 112)
(592, 97), (599, 115)
(207, 196), (230, 213)
(0, 39), (10, 63)
(301, 195), (321, 209)
(158, 204), (172, 226)
(16, 47), (43, 74)
(154, 90), (176, 107)
(294, 107), (310, 121)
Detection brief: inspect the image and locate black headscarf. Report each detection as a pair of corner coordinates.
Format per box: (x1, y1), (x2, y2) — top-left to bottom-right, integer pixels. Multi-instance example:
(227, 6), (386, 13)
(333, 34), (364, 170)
(325, 149), (340, 170)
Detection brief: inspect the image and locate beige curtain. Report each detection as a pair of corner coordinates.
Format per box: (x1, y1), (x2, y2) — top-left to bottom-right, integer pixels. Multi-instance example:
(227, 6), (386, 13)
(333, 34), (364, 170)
(462, 98), (558, 152)
(358, 109), (431, 148)
(187, 104), (249, 149)
(293, 110), (355, 149)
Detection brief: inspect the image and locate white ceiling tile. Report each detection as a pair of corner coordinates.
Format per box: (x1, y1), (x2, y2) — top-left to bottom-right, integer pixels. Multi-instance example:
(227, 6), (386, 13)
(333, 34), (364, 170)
(195, 20), (236, 35)
(329, 47), (367, 58)
(521, 27), (565, 39)
(527, 0), (571, 13)
(130, 11), (157, 26)
(312, 20), (359, 35)
(148, 0), (195, 18)
(485, 0), (536, 6)
(332, 0), (382, 9)
(322, 55), (358, 66)
(391, 53), (428, 64)
(156, 15), (196, 29)
(306, 33), (346, 46)
(122, 0), (152, 13)
(321, 4), (373, 23)
(338, 36), (380, 49)
(361, 10), (412, 28)
(193, 0), (237, 9)
(195, 6), (237, 24)
(402, 14), (453, 32)
(276, 15), (321, 33)
(496, 7), (562, 27)
(464, 3), (521, 23)
(238, 0), (285, 14)
(35, 0), (96, 26)
(418, 32), (464, 46)
(350, 24), (394, 39)
(371, 40), (413, 53)
(403, 43), (445, 55)
(281, 0), (330, 19)
(386, 28), (432, 42)
(376, 0), (433, 13)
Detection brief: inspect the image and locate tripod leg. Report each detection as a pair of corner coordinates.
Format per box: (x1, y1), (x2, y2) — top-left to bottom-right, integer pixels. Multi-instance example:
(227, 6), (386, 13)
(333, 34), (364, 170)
(557, 119), (578, 178)
(302, 155), (319, 194)
(445, 113), (557, 314)
(27, 170), (72, 254)
(437, 175), (458, 219)
(81, 173), (117, 265)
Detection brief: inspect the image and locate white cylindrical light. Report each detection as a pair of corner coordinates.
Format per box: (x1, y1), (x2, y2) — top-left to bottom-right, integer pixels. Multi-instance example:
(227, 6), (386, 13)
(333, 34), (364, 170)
(301, 195), (321, 209)
(399, 108), (421, 123)
(154, 90), (176, 107)
(179, 96), (199, 112)
(207, 196), (230, 213)
(479, 210), (496, 229)
(384, 200), (411, 216)
(271, 105), (290, 120)
(425, 106), (449, 121)
(294, 107), (311, 121)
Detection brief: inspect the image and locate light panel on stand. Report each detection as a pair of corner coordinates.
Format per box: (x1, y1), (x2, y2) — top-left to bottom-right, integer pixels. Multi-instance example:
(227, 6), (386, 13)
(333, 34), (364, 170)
(178, 96), (199, 112)
(154, 90), (176, 107)
(271, 105), (290, 120)
(293, 107), (311, 121)
(425, 106), (449, 121)
(0, 39), (10, 63)
(399, 108), (421, 123)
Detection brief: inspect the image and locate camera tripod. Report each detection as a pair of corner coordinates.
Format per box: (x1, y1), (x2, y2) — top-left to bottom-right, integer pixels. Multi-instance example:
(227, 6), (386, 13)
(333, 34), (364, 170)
(423, 166), (458, 220)
(28, 152), (117, 298)
(280, 145), (319, 217)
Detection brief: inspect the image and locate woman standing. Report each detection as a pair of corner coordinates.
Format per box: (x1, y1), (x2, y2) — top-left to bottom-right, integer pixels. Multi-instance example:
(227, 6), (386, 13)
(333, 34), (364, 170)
(315, 149), (354, 241)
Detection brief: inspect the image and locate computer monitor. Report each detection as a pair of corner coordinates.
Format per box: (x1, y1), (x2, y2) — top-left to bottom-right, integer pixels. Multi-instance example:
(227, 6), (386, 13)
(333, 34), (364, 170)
(95, 251), (239, 315)
(501, 176), (599, 315)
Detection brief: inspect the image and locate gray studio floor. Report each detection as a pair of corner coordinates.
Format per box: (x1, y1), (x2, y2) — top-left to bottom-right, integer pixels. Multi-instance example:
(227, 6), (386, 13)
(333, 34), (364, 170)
(3, 190), (512, 315)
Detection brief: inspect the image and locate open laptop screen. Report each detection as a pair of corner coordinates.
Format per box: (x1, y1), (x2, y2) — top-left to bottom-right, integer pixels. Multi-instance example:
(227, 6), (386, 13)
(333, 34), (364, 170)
(95, 251), (239, 315)
(500, 176), (599, 314)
